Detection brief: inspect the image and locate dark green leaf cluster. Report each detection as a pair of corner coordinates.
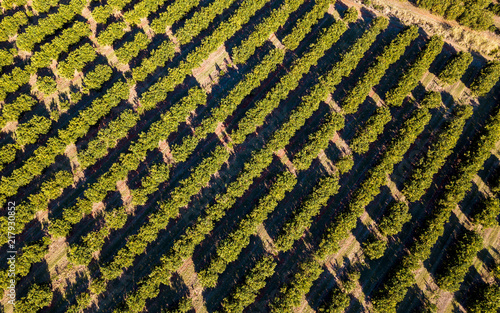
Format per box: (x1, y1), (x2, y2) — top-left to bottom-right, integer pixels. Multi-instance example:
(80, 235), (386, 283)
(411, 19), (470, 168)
(467, 284), (500, 313)
(435, 230), (483, 292)
(321, 287), (350, 313)
(13, 283), (52, 312)
(438, 51), (473, 84)
(378, 201), (411, 237)
(221, 256), (277, 313)
(385, 35), (443, 106)
(470, 60), (500, 97)
(363, 234), (387, 260)
(343, 6), (359, 24)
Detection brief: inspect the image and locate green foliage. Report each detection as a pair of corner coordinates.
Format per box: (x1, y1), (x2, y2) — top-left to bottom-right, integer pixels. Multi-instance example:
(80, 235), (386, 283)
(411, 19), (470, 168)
(402, 105), (473, 202)
(132, 40), (176, 82)
(435, 230), (483, 292)
(343, 6), (358, 23)
(342, 26), (418, 113)
(0, 11), (27, 41)
(0, 67), (30, 101)
(417, 0), (493, 30)
(91, 5), (114, 24)
(16, 0), (86, 51)
(131, 163), (171, 206)
(15, 115), (52, 146)
(97, 22), (127, 46)
(321, 287), (350, 313)
(221, 256), (276, 313)
(82, 64), (113, 93)
(150, 0), (201, 33)
(1, 0), (27, 10)
(350, 106), (392, 154)
(473, 197), (500, 227)
(282, 0), (331, 51)
(32, 0), (58, 12)
(78, 109), (138, 168)
(274, 174), (340, 252)
(30, 21), (90, 70)
(317, 108), (431, 260)
(470, 60), (500, 97)
(115, 32), (150, 64)
(0, 49), (15, 70)
(0, 144), (16, 169)
(420, 90), (442, 109)
(385, 35), (444, 106)
(232, 0), (308, 64)
(36, 76), (57, 95)
(438, 51), (473, 84)
(0, 81), (128, 206)
(14, 283), (52, 312)
(363, 235), (387, 260)
(58, 43), (96, 78)
(270, 258), (323, 312)
(175, 0), (238, 45)
(467, 284), (500, 313)
(0, 94), (36, 128)
(378, 201), (411, 237)
(336, 155), (354, 174)
(293, 113), (345, 171)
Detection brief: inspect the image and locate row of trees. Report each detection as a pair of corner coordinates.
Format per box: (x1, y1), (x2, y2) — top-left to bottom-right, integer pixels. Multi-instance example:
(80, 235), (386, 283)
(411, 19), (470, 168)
(0, 66), (30, 101)
(199, 172), (296, 288)
(140, 0), (269, 112)
(378, 200), (411, 237)
(416, 0), (493, 30)
(280, 0), (330, 51)
(373, 102), (500, 312)
(230, 18), (349, 145)
(0, 144), (16, 171)
(150, 0), (201, 33)
(402, 104), (473, 202)
(130, 162), (171, 206)
(123, 0), (170, 25)
(82, 64), (113, 92)
(91, 0), (133, 24)
(78, 109), (139, 168)
(32, 0), (58, 13)
(470, 60), (500, 97)
(175, 0), (238, 45)
(342, 26), (419, 113)
(467, 283), (500, 312)
(274, 174), (340, 251)
(438, 51), (473, 85)
(15, 115), (52, 146)
(97, 22), (127, 47)
(115, 32), (150, 64)
(50, 87), (206, 238)
(0, 81), (128, 206)
(16, 0), (86, 51)
(435, 230), (483, 292)
(0, 49), (15, 70)
(131, 40), (176, 82)
(0, 171), (72, 246)
(293, 113), (345, 170)
(221, 256), (276, 313)
(0, 10), (27, 41)
(316, 107), (432, 260)
(385, 35), (444, 106)
(13, 283), (53, 312)
(472, 196), (500, 227)
(58, 43), (97, 78)
(112, 17), (384, 311)
(1, 0), (27, 10)
(0, 94), (36, 129)
(231, 0), (306, 64)
(350, 106), (392, 154)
